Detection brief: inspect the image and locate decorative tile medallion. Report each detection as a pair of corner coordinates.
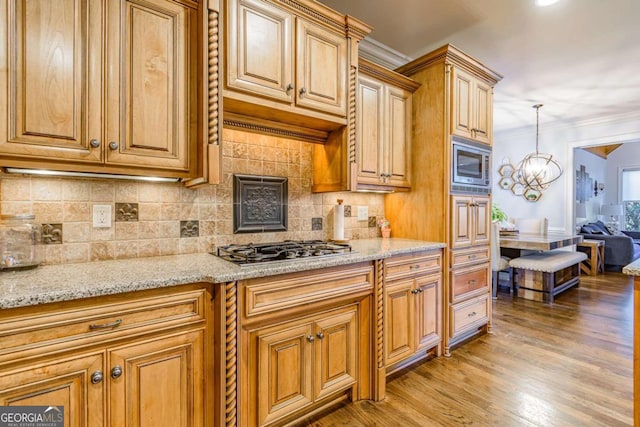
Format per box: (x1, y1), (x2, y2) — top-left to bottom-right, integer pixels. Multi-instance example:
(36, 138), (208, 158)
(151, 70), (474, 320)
(311, 217), (323, 231)
(368, 216), (377, 228)
(180, 220), (200, 238)
(233, 174), (288, 233)
(115, 203), (139, 222)
(344, 205), (352, 217)
(41, 223), (63, 244)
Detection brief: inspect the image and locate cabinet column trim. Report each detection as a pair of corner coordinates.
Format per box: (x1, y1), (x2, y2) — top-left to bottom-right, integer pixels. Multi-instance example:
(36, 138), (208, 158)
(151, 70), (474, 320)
(374, 259), (386, 400)
(224, 281), (238, 427)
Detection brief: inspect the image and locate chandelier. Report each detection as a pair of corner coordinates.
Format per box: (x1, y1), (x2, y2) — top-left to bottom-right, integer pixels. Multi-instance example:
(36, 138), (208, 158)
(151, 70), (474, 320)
(515, 104), (563, 191)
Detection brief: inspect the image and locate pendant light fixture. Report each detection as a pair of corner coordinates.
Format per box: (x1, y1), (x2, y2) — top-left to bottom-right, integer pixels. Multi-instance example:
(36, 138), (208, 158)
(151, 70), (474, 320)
(515, 104), (563, 191)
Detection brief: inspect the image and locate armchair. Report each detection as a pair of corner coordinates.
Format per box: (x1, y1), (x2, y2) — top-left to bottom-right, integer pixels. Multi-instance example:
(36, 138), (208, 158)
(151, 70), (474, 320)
(579, 221), (640, 270)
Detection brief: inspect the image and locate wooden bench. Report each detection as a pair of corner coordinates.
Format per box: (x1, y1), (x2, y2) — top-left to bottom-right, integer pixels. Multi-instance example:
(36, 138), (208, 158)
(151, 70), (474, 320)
(509, 251), (587, 303)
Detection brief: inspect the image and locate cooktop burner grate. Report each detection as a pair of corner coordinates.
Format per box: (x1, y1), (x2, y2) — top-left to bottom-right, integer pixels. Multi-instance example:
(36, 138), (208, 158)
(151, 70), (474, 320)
(215, 240), (353, 265)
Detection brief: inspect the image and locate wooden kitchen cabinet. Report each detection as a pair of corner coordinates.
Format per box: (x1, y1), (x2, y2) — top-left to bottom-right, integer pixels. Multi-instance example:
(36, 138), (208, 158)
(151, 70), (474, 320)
(0, 0), (203, 179)
(224, 0), (371, 140)
(452, 67), (494, 145)
(251, 306), (357, 426)
(451, 195), (491, 249)
(384, 251), (442, 370)
(386, 44), (501, 355)
(0, 283), (212, 427)
(354, 59), (419, 191)
(239, 262), (374, 427)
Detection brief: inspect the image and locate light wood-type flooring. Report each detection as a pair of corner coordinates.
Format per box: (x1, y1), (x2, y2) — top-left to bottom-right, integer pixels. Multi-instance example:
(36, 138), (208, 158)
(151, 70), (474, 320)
(305, 272), (634, 427)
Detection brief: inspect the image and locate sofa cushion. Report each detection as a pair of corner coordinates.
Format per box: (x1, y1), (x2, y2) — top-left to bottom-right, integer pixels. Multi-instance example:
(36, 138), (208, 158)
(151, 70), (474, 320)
(589, 221), (611, 235)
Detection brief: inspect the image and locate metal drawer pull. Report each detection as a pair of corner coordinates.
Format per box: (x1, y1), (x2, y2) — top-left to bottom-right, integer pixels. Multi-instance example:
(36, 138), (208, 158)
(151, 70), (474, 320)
(91, 371), (103, 384)
(409, 264), (422, 270)
(306, 335), (315, 342)
(89, 319), (122, 330)
(111, 365), (123, 379)
(468, 255), (477, 260)
(316, 332), (324, 339)
(468, 311), (477, 318)
(468, 280), (476, 285)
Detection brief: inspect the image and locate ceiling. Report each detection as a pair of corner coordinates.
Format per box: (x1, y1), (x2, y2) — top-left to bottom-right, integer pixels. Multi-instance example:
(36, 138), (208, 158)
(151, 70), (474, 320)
(318, 0), (640, 135)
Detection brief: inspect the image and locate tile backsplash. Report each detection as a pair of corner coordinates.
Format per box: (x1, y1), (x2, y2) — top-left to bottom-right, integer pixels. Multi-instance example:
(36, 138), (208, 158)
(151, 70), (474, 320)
(0, 129), (384, 265)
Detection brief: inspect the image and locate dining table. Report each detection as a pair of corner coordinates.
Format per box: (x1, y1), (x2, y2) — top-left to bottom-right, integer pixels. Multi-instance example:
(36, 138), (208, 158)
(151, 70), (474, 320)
(499, 231), (584, 258)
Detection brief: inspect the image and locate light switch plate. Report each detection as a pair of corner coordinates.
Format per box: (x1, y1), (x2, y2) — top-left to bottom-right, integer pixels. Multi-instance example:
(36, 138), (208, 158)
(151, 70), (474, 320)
(93, 205), (112, 228)
(357, 206), (368, 221)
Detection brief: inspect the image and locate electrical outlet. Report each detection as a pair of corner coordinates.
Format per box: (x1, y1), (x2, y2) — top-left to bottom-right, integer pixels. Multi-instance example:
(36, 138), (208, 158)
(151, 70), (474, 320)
(357, 206), (368, 221)
(93, 205), (112, 228)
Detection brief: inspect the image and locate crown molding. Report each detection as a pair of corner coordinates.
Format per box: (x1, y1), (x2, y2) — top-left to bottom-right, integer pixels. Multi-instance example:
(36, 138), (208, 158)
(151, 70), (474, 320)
(357, 37), (413, 70)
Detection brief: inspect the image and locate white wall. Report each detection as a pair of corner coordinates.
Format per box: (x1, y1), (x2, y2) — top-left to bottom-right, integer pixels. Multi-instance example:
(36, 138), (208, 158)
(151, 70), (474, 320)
(604, 141), (640, 203)
(573, 148), (606, 221)
(493, 111), (640, 232)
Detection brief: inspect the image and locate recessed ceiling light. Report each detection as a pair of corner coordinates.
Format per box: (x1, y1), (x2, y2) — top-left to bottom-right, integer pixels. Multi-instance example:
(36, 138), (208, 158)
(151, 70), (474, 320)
(535, 0), (560, 6)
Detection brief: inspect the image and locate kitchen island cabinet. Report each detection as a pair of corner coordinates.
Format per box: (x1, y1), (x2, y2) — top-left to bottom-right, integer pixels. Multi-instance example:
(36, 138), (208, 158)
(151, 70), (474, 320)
(621, 260), (640, 425)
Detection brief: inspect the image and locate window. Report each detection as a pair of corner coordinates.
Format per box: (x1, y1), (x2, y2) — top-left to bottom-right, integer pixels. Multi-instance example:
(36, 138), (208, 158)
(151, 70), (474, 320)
(622, 169), (640, 231)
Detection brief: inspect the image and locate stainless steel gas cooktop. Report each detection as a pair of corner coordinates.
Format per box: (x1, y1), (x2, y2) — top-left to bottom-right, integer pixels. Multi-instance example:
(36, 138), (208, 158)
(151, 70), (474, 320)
(215, 240), (354, 266)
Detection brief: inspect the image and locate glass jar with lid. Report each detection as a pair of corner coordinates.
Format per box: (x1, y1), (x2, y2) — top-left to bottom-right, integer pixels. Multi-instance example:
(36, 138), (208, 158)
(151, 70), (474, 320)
(0, 214), (43, 270)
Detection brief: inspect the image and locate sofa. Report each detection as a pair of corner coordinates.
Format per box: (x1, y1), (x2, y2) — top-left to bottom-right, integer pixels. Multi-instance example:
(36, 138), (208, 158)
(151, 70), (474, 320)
(579, 220), (640, 270)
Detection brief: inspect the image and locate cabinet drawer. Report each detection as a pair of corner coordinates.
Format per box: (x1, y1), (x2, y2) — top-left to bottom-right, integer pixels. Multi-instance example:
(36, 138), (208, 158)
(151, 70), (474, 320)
(0, 285), (208, 361)
(450, 295), (489, 337)
(243, 263), (374, 319)
(385, 251), (442, 281)
(450, 246), (490, 268)
(450, 262), (490, 302)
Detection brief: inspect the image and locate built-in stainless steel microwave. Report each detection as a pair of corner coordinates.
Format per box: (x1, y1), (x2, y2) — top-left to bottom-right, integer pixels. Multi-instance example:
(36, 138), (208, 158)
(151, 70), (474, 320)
(451, 136), (491, 194)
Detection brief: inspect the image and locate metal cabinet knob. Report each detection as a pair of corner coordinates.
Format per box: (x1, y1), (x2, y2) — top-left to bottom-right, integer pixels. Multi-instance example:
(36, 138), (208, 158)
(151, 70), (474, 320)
(111, 365), (123, 379)
(299, 87), (307, 96)
(286, 83), (294, 93)
(306, 335), (315, 342)
(411, 289), (419, 294)
(91, 371), (103, 384)
(108, 141), (119, 150)
(316, 332), (324, 339)
(90, 139), (101, 148)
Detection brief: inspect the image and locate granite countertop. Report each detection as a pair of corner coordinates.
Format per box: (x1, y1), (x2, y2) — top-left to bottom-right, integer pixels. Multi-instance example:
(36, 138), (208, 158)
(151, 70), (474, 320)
(622, 258), (640, 276)
(0, 238), (445, 309)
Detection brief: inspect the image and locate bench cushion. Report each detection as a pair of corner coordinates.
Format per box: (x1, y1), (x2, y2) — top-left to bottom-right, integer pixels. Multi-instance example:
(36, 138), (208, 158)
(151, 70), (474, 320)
(509, 251), (587, 273)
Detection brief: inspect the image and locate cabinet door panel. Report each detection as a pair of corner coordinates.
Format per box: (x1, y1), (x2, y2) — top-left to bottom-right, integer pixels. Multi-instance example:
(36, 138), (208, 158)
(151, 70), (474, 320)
(451, 196), (472, 248)
(255, 323), (313, 426)
(314, 308), (357, 400)
(473, 196), (491, 245)
(106, 0), (194, 171)
(226, 0), (293, 101)
(385, 280), (415, 365)
(452, 68), (473, 139)
(296, 19), (347, 116)
(109, 330), (204, 427)
(386, 86), (411, 187)
(416, 275), (440, 350)
(0, 0), (102, 162)
(473, 80), (492, 144)
(0, 353), (104, 427)
(356, 76), (384, 184)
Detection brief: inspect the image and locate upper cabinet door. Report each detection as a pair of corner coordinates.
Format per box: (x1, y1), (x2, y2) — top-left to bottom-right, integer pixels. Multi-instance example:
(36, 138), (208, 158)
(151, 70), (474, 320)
(356, 75), (384, 185)
(385, 85), (412, 188)
(296, 18), (347, 117)
(226, 0), (294, 102)
(105, 0), (195, 172)
(472, 79), (493, 145)
(452, 68), (474, 140)
(0, 0), (103, 162)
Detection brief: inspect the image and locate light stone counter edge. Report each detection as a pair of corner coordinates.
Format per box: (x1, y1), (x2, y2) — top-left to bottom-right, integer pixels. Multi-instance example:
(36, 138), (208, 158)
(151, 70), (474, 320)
(0, 238), (446, 309)
(622, 258), (640, 276)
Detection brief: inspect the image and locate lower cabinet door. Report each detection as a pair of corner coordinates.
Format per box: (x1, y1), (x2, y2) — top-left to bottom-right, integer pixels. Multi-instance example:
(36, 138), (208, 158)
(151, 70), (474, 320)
(313, 308), (357, 400)
(108, 330), (205, 427)
(416, 274), (441, 350)
(253, 323), (314, 426)
(384, 279), (415, 365)
(0, 353), (104, 427)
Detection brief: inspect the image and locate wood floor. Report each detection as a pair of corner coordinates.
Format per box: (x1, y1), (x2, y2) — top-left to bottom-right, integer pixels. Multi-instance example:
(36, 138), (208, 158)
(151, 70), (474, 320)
(305, 272), (634, 427)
